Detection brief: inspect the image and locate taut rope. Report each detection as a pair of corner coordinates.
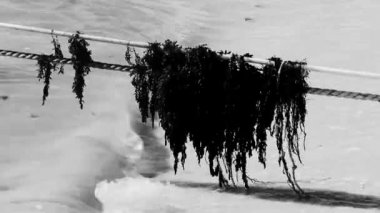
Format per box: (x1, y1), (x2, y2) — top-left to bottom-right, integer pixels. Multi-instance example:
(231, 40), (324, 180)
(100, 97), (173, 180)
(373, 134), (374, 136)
(0, 49), (132, 72)
(1, 48), (379, 102)
(1, 23), (380, 79)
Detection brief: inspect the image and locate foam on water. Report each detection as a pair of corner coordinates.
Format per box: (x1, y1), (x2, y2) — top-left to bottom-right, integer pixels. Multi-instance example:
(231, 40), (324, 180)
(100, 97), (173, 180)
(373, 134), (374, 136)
(0, 62), (144, 212)
(0, 0), (208, 212)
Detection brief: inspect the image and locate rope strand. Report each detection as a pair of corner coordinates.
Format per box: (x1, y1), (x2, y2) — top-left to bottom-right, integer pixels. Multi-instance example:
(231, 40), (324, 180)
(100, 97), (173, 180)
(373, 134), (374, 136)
(1, 48), (379, 102)
(0, 49), (132, 72)
(308, 87), (380, 102)
(1, 23), (380, 79)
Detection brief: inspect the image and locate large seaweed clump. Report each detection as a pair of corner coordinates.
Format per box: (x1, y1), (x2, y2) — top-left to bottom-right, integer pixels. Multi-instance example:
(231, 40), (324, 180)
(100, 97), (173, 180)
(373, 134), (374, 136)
(129, 40), (309, 195)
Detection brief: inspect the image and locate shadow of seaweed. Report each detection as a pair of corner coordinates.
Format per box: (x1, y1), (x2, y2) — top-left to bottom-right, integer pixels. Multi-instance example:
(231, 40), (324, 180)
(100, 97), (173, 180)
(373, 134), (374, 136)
(131, 119), (171, 178)
(170, 181), (380, 209)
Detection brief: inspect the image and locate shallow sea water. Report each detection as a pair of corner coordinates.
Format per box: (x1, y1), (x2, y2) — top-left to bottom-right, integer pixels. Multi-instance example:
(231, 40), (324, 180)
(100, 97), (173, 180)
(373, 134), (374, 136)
(1, 0), (380, 212)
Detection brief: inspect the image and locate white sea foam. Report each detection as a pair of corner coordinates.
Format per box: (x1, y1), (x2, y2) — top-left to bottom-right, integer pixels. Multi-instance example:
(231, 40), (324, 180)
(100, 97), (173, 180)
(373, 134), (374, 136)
(96, 178), (186, 213)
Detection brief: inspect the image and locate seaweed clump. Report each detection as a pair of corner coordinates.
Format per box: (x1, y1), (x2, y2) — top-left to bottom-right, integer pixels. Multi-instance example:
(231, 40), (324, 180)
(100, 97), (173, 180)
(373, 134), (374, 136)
(129, 40), (309, 195)
(36, 35), (65, 105)
(262, 57), (309, 194)
(37, 54), (54, 105)
(68, 32), (93, 109)
(51, 33), (65, 74)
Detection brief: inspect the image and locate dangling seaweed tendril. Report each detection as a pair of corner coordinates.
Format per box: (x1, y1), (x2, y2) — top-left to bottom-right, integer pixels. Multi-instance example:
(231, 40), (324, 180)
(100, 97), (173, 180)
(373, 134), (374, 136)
(36, 34), (66, 105)
(68, 32), (93, 109)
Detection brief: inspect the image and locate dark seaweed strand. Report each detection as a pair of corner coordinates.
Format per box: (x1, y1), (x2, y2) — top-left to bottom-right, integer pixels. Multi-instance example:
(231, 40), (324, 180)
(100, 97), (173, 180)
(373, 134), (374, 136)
(158, 40), (188, 173)
(129, 42), (165, 125)
(68, 32), (93, 109)
(51, 33), (65, 74)
(145, 42), (165, 127)
(267, 57), (309, 195)
(221, 51), (238, 186)
(256, 57), (280, 168)
(37, 55), (54, 105)
(222, 53), (263, 188)
(130, 41), (187, 173)
(189, 46), (227, 181)
(36, 35), (67, 105)
(130, 49), (150, 123)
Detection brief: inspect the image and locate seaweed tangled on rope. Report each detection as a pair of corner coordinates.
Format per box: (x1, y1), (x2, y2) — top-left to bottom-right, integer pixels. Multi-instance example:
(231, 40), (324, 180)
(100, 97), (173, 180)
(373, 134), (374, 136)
(37, 55), (54, 105)
(262, 57), (309, 195)
(129, 40), (309, 195)
(36, 35), (65, 105)
(68, 32), (93, 109)
(51, 32), (65, 74)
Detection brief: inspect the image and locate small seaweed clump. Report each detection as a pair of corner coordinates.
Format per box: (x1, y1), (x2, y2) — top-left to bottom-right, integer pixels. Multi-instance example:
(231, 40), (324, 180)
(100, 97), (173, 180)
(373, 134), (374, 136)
(68, 32), (93, 109)
(37, 55), (54, 105)
(36, 35), (65, 105)
(129, 40), (309, 195)
(51, 34), (65, 74)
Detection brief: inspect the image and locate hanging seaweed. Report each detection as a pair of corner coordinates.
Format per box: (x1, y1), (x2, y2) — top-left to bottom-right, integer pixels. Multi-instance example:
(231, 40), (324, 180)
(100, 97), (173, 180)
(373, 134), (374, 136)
(68, 32), (93, 109)
(36, 35), (66, 105)
(51, 33), (65, 74)
(37, 55), (54, 105)
(129, 40), (309, 194)
(264, 57), (309, 195)
(130, 48), (150, 122)
(256, 59), (278, 167)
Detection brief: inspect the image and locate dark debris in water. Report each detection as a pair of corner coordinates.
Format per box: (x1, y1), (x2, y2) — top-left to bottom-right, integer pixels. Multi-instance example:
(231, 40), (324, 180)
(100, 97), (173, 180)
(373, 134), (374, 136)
(30, 113), (40, 118)
(244, 17), (254, 22)
(0, 95), (9, 101)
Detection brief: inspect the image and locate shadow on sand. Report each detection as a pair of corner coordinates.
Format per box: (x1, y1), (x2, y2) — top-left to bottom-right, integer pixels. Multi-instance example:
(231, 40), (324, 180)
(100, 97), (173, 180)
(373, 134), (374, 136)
(131, 118), (171, 178)
(130, 113), (379, 210)
(171, 181), (380, 210)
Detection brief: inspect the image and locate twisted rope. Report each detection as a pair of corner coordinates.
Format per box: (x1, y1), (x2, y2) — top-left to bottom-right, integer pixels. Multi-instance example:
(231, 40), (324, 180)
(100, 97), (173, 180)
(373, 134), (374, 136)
(0, 49), (132, 72)
(308, 87), (380, 102)
(1, 49), (380, 102)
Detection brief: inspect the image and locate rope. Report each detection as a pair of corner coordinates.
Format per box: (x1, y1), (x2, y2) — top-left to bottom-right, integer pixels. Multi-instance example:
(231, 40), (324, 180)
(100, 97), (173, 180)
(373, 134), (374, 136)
(0, 49), (132, 72)
(1, 23), (380, 79)
(0, 23), (148, 48)
(308, 87), (380, 102)
(1, 48), (380, 102)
